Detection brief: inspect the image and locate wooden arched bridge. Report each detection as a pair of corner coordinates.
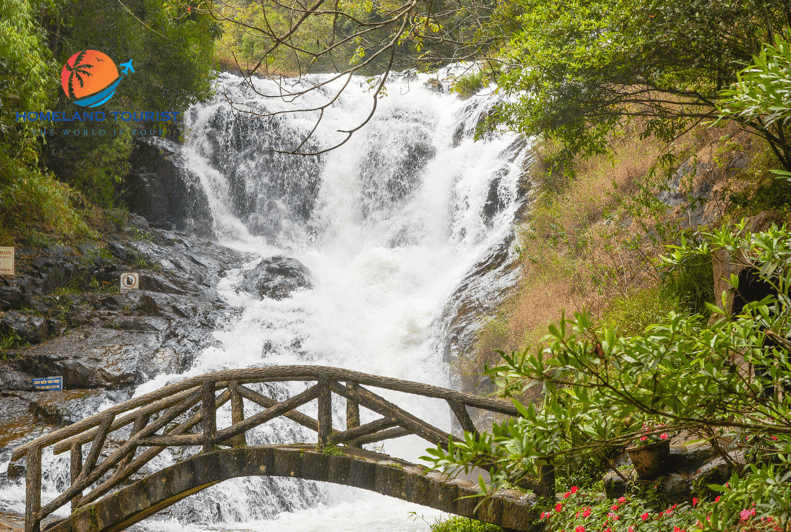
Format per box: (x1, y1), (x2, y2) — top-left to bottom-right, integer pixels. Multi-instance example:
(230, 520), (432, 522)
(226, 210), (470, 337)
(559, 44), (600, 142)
(12, 366), (549, 532)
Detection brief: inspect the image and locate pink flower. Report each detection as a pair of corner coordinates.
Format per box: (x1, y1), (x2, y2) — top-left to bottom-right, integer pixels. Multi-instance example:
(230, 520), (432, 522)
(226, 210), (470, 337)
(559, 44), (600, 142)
(692, 498), (698, 507)
(640, 436), (648, 441)
(582, 508), (591, 518)
(556, 503), (562, 512)
(674, 527), (685, 532)
(628, 527), (634, 532)
(564, 492), (571, 499)
(618, 496), (626, 504)
(575, 526), (585, 532)
(715, 496), (721, 503)
(740, 508), (756, 521)
(771, 435), (778, 440)
(571, 486), (579, 494)
(607, 513), (619, 520)
(612, 504), (619, 510)
(661, 433), (669, 439)
(641, 512), (649, 521)
(541, 512), (547, 519)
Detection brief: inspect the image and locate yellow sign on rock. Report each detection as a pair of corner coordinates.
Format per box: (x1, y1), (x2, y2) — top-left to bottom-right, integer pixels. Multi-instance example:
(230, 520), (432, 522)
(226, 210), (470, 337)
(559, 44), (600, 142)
(0, 247), (13, 275)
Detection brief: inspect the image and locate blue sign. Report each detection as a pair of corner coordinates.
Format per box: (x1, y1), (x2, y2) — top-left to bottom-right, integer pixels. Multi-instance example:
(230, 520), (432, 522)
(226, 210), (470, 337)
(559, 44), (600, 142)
(32, 376), (63, 391)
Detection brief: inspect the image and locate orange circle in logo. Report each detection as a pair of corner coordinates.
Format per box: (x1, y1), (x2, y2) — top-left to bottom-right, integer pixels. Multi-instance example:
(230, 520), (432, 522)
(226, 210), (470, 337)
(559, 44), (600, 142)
(60, 50), (119, 100)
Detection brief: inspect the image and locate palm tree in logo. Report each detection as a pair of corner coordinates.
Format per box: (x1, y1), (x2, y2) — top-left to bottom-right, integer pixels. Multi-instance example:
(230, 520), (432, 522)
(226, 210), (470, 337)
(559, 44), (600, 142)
(64, 51), (94, 99)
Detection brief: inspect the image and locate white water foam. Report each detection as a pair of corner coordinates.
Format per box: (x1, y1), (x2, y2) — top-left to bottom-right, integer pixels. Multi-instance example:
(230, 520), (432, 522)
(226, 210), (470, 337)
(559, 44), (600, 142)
(0, 67), (531, 531)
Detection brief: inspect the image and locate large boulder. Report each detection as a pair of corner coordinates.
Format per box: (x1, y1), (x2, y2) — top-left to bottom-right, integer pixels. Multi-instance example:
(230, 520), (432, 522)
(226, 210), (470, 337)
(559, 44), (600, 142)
(0, 311), (51, 344)
(239, 256), (313, 300)
(9, 327), (162, 389)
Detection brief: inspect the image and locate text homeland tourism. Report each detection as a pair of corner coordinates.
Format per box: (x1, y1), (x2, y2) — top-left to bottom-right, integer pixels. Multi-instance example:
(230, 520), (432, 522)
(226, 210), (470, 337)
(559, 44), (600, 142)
(16, 110), (180, 123)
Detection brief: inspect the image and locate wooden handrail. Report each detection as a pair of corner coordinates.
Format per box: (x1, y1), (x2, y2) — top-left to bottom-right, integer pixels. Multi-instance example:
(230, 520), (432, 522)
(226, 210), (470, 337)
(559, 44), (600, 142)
(14, 366), (517, 461)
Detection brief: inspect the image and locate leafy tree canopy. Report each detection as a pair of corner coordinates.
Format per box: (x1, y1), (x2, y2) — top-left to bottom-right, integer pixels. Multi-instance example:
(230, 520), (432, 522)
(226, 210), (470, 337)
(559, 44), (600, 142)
(37, 0), (218, 206)
(485, 0), (791, 167)
(0, 0), (219, 242)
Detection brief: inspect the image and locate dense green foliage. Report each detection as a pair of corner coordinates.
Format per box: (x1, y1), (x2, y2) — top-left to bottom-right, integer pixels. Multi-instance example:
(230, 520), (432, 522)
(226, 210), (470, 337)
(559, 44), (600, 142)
(485, 0), (791, 168)
(719, 29), (791, 171)
(42, 0), (217, 206)
(0, 0), (216, 242)
(425, 223), (791, 528)
(429, 516), (502, 532)
(0, 0), (91, 243)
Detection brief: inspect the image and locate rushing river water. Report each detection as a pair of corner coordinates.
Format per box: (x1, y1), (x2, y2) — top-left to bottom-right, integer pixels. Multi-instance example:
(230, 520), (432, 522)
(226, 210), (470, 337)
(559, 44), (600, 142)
(1, 67), (532, 531)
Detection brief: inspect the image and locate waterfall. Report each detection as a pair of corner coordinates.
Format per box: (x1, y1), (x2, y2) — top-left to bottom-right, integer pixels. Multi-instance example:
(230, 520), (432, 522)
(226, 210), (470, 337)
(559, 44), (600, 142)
(1, 67), (532, 531)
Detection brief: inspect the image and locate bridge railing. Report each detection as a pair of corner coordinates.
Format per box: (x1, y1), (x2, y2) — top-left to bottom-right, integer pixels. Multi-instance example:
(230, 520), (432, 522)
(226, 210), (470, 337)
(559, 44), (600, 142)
(11, 365), (522, 532)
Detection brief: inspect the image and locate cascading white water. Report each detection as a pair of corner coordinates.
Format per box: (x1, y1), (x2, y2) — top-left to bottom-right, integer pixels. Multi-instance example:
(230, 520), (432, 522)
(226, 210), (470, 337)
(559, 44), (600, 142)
(0, 67), (532, 531)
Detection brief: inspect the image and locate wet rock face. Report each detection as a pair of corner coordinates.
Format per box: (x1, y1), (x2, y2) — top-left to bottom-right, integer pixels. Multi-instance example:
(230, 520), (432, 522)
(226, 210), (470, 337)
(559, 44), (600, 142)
(0, 217), (258, 464)
(438, 235), (521, 395)
(423, 78), (445, 94)
(358, 109), (437, 220)
(124, 139), (215, 238)
(200, 107), (324, 245)
(0, 222), (251, 393)
(0, 312), (51, 345)
(238, 256), (313, 300)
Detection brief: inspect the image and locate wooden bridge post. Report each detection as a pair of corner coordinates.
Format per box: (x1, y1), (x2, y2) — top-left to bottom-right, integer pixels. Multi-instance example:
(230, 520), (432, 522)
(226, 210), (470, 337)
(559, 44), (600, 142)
(345, 382), (361, 448)
(25, 446), (41, 532)
(69, 443), (82, 512)
(230, 382), (247, 448)
(202, 381), (216, 453)
(317, 376), (332, 447)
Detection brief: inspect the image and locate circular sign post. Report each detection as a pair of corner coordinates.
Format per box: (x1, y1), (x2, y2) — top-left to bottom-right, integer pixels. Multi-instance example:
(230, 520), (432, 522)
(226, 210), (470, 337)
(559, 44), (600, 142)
(120, 272), (139, 292)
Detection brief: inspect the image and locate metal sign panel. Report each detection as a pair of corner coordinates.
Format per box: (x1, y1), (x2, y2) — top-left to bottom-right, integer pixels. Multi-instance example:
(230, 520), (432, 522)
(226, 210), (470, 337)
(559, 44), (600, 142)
(32, 376), (63, 391)
(0, 247), (13, 275)
(120, 272), (139, 292)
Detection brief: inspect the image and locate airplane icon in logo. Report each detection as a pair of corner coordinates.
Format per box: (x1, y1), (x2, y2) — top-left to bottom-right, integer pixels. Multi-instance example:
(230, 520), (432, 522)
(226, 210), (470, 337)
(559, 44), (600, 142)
(119, 59), (134, 75)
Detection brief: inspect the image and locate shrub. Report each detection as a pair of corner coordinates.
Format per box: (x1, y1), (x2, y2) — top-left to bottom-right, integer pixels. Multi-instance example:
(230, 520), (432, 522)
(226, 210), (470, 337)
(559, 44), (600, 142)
(424, 222), (791, 529)
(430, 516), (502, 532)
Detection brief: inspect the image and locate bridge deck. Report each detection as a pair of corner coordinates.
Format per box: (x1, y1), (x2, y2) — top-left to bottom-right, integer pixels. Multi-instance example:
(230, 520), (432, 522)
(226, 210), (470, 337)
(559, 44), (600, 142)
(44, 445), (539, 532)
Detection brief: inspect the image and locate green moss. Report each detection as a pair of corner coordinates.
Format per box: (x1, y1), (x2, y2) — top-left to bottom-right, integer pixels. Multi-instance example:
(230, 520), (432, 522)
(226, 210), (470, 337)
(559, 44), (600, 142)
(321, 444), (345, 456)
(107, 208), (129, 231)
(429, 516), (503, 532)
